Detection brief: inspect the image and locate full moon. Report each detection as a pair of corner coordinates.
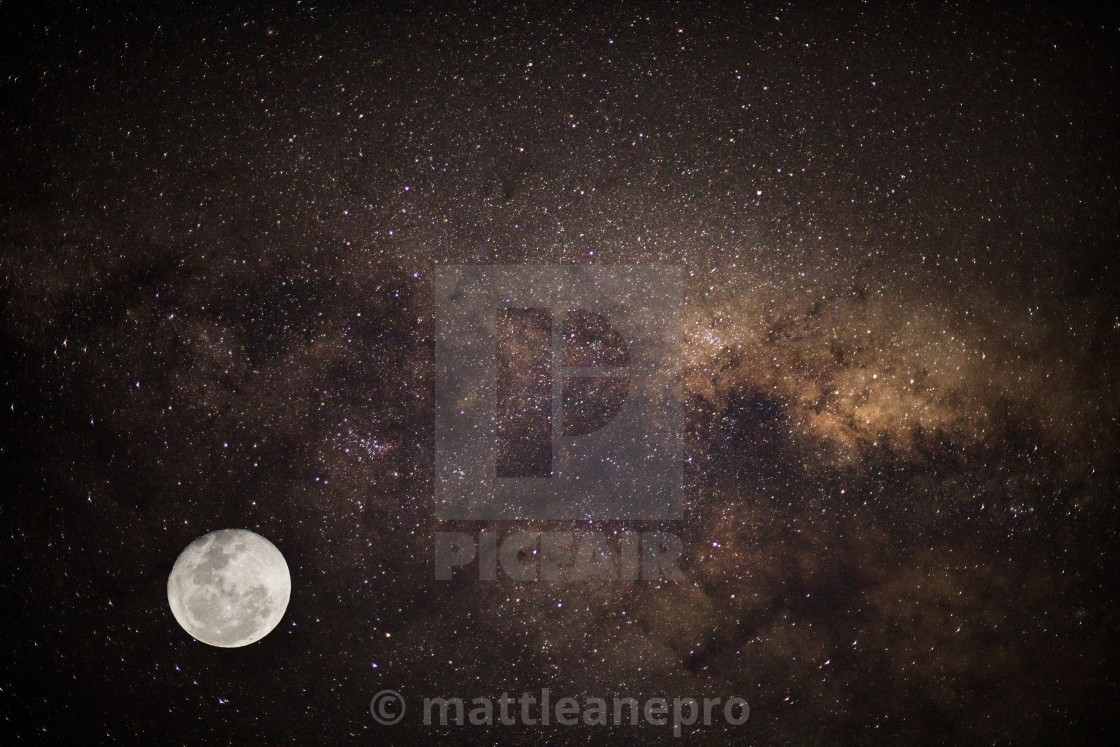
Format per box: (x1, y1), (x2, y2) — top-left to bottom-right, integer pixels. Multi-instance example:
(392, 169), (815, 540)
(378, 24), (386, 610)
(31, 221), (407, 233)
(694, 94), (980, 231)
(167, 529), (291, 648)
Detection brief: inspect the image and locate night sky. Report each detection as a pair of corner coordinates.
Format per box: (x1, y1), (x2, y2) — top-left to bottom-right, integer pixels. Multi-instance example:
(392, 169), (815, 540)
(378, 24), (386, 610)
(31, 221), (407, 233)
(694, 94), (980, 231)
(2, 1), (1118, 743)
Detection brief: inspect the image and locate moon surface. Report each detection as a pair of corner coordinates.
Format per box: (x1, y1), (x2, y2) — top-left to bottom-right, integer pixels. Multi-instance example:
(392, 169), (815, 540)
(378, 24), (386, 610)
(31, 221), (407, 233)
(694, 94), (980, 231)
(167, 529), (291, 648)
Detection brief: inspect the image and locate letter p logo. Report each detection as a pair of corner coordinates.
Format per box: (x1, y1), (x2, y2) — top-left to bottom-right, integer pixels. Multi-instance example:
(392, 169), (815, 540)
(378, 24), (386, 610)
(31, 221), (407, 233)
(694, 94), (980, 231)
(495, 308), (630, 477)
(436, 266), (682, 520)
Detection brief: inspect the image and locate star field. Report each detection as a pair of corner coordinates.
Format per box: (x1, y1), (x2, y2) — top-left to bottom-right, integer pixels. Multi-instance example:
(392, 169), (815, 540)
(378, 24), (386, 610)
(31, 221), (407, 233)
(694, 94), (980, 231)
(1, 2), (1118, 743)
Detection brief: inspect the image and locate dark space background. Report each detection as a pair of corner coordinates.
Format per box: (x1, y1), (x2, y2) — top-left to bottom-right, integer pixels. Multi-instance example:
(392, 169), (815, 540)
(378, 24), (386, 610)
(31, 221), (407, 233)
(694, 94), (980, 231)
(2, 1), (1118, 743)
